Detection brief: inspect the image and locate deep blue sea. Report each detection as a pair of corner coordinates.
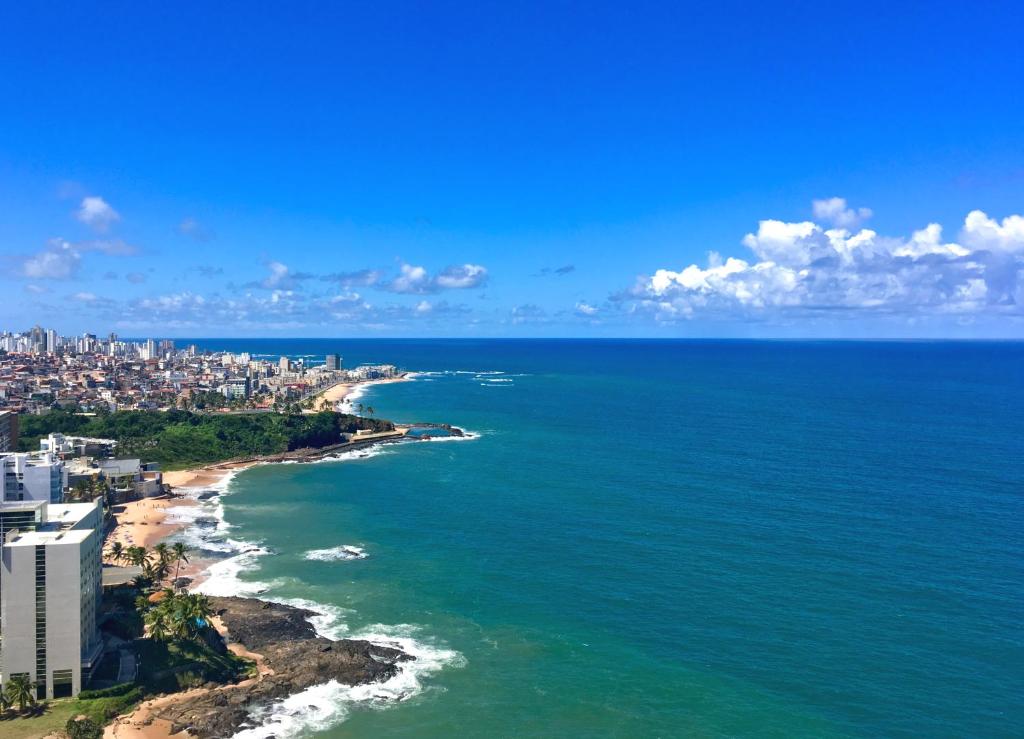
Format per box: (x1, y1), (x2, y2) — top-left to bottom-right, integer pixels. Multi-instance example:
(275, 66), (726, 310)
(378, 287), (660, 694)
(176, 340), (1024, 737)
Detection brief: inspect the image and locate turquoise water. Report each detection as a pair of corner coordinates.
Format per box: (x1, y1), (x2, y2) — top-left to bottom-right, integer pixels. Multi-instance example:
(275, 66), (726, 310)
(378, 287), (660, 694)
(184, 340), (1024, 737)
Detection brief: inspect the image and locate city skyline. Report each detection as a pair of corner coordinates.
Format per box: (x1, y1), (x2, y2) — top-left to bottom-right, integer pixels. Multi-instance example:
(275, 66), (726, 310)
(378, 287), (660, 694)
(2, 4), (1023, 338)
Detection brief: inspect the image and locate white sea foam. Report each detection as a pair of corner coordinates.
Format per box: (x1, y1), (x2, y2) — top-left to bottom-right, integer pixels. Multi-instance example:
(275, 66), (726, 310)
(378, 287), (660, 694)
(231, 622), (464, 739)
(304, 544), (369, 562)
(310, 444), (391, 465)
(413, 430), (482, 443)
(171, 456), (464, 738)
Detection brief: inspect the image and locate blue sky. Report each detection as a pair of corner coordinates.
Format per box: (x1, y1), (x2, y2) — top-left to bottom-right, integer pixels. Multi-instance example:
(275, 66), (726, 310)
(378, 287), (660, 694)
(1, 2), (1023, 337)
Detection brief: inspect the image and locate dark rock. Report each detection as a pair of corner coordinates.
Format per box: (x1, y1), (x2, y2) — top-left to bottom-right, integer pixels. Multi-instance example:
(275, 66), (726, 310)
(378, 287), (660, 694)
(144, 596), (412, 738)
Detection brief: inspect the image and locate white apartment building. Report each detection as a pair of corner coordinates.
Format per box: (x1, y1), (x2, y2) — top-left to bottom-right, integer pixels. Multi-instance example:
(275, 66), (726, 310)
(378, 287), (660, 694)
(1, 453), (67, 504)
(0, 499), (103, 698)
(39, 433), (118, 459)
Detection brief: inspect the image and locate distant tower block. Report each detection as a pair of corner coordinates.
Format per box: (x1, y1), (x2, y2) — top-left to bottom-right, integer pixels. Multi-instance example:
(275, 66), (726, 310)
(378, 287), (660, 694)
(325, 353), (342, 371)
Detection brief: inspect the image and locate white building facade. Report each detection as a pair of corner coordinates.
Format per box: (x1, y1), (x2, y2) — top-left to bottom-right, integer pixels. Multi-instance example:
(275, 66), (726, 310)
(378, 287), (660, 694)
(0, 500), (103, 698)
(1, 453), (67, 504)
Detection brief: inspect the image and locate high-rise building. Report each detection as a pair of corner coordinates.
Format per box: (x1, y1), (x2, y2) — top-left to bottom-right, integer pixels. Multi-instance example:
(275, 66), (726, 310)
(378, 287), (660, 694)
(0, 499), (104, 698)
(325, 353), (342, 371)
(1, 453), (66, 504)
(45, 329), (58, 354)
(144, 339), (156, 361)
(279, 356), (291, 373)
(0, 413), (17, 453)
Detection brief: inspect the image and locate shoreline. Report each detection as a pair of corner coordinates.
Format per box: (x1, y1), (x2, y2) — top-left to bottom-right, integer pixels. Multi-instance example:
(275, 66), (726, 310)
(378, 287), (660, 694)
(101, 372), (469, 738)
(108, 376), (416, 560)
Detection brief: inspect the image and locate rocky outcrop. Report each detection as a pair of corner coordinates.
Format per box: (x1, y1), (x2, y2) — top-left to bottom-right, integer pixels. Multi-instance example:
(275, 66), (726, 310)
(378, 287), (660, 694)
(144, 597), (410, 738)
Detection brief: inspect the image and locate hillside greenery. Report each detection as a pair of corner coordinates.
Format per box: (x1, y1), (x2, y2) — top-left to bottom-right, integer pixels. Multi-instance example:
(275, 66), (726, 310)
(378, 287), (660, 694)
(17, 408), (394, 468)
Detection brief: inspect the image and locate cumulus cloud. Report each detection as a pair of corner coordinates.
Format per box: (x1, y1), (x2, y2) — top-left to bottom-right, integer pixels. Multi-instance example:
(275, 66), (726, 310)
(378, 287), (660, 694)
(22, 239), (81, 279)
(382, 263), (488, 293)
(812, 197), (873, 229)
(245, 261), (314, 290)
(76, 196), (120, 232)
(575, 301), (598, 316)
(618, 202), (1024, 323)
(72, 291), (98, 302)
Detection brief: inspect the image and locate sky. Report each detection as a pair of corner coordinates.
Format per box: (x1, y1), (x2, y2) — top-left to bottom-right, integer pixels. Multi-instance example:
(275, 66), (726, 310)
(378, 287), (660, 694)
(1, 2), (1023, 338)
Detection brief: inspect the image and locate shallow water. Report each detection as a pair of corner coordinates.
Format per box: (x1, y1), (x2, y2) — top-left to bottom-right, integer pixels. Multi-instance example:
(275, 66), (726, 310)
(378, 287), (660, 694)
(178, 339), (1024, 737)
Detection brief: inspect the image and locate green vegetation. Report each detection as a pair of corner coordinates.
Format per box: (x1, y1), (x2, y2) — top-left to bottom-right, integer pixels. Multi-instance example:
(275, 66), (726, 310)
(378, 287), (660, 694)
(1, 543), (251, 738)
(17, 408), (394, 468)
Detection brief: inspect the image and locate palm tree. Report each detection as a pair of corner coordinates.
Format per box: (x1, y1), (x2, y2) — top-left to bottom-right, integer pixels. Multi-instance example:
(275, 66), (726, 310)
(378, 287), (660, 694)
(109, 541), (124, 564)
(183, 593), (214, 625)
(0, 687), (10, 715)
(126, 545), (148, 568)
(144, 606), (172, 642)
(4, 674), (35, 713)
(153, 542), (170, 568)
(366, 406), (375, 417)
(171, 542), (189, 581)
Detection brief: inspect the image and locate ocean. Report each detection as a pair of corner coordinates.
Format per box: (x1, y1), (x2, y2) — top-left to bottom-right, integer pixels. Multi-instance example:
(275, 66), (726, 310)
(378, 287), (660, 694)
(170, 340), (1024, 737)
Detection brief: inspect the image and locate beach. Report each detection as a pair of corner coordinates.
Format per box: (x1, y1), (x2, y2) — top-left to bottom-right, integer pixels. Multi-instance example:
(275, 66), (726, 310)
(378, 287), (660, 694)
(100, 377), (421, 738)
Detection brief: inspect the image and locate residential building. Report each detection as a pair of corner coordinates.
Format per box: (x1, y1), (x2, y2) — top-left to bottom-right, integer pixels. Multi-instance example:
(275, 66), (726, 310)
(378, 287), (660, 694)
(0, 499), (103, 698)
(325, 353), (341, 371)
(1, 453), (66, 504)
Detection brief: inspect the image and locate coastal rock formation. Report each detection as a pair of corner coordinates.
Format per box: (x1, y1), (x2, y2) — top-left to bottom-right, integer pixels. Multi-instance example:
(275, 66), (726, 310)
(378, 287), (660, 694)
(142, 597), (410, 738)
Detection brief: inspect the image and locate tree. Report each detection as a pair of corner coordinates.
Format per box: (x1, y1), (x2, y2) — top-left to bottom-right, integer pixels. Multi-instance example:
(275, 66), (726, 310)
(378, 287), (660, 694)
(144, 605), (172, 642)
(109, 541), (125, 565)
(153, 542), (170, 568)
(366, 406), (375, 417)
(171, 542), (189, 581)
(4, 674), (35, 713)
(125, 545), (149, 568)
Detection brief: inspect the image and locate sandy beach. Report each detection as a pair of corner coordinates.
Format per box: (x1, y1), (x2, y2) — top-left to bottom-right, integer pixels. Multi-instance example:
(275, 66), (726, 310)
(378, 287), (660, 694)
(104, 497), (195, 556)
(309, 374), (410, 412)
(100, 378), (411, 737)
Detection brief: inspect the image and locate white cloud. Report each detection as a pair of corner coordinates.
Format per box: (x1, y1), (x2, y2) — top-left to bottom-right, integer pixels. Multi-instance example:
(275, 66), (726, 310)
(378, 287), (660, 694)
(388, 264), (430, 293)
(961, 210), (1024, 253)
(620, 202), (1024, 322)
(575, 301), (598, 316)
(383, 263), (489, 293)
(435, 264), (488, 289)
(72, 291), (97, 302)
(76, 196), (120, 232)
(812, 197), (873, 229)
(22, 239), (81, 279)
(263, 261), (290, 288)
